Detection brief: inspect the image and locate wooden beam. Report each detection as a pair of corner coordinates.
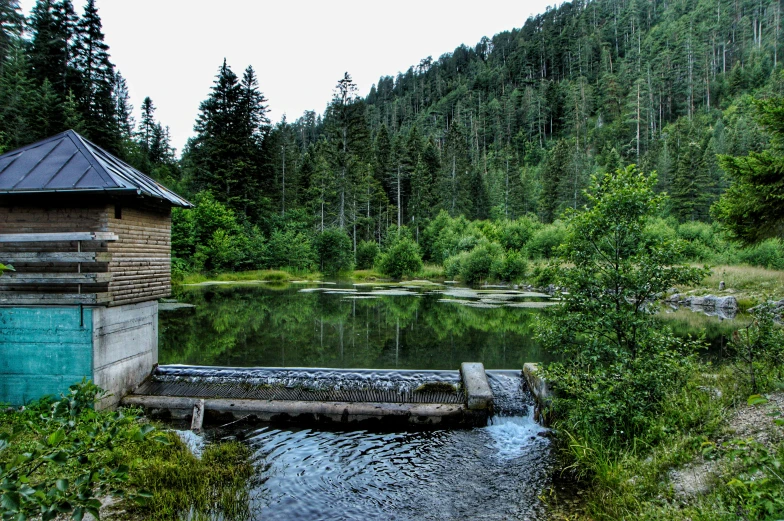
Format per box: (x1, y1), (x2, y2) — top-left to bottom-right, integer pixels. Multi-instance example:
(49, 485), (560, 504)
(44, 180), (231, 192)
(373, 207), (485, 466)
(0, 292), (110, 305)
(0, 232), (118, 243)
(0, 252), (111, 263)
(2, 272), (112, 284)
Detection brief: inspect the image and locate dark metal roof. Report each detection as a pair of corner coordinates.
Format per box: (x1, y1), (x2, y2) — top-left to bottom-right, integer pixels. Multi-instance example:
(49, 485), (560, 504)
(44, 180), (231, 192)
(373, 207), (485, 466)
(0, 130), (192, 208)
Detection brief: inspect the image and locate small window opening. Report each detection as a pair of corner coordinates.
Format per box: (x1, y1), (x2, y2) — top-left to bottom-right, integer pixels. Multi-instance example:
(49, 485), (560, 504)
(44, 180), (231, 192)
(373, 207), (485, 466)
(114, 205), (122, 219)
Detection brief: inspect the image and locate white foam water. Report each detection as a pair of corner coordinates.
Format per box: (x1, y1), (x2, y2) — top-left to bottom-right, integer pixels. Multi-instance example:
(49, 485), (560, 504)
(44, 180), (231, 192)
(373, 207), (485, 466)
(485, 411), (549, 460)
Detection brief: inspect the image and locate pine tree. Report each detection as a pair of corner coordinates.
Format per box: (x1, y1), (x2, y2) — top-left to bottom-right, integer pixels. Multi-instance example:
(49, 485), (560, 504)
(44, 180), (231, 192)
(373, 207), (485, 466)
(540, 139), (572, 223)
(0, 0), (23, 73)
(33, 78), (61, 140)
(324, 72), (371, 230)
(715, 96), (784, 243)
(138, 96), (156, 153)
(0, 45), (34, 150)
(113, 72), (133, 138)
(185, 60), (269, 219)
(28, 0), (78, 99)
(74, 0), (117, 151)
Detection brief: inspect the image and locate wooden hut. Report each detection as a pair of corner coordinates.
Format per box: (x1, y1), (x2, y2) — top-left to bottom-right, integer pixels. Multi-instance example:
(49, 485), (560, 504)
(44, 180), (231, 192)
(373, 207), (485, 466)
(0, 130), (192, 407)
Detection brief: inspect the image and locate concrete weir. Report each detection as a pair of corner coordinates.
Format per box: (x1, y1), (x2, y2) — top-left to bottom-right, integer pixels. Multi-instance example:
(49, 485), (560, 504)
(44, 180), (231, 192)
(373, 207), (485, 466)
(122, 363), (496, 428)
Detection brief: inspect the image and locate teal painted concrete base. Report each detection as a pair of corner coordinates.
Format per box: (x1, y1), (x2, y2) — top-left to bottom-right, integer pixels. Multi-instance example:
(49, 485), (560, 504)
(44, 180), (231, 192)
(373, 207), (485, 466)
(0, 307), (93, 406)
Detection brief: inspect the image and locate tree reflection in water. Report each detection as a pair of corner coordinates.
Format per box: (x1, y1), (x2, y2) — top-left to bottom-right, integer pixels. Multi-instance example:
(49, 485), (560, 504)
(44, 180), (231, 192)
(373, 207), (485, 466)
(159, 283), (552, 370)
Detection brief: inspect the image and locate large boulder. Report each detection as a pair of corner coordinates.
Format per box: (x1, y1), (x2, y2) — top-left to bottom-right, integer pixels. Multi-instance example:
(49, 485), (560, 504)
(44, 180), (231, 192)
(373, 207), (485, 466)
(715, 296), (738, 310)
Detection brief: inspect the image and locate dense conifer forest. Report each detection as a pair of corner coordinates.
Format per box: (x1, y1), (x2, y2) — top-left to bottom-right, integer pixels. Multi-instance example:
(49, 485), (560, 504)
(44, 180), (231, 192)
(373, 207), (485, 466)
(3, 0), (784, 276)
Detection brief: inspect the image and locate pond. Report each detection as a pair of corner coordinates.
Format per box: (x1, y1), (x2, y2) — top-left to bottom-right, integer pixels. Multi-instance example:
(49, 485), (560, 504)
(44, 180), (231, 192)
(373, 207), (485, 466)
(160, 282), (555, 370)
(159, 281), (744, 520)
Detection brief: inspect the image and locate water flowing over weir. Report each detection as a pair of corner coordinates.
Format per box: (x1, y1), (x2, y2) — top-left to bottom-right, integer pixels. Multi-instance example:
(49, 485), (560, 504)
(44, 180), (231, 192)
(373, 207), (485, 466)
(130, 366), (554, 518)
(238, 370), (553, 521)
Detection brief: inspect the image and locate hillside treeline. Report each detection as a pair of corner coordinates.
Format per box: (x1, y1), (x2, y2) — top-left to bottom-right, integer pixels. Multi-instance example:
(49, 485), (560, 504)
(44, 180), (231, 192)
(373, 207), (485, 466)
(2, 0), (784, 276)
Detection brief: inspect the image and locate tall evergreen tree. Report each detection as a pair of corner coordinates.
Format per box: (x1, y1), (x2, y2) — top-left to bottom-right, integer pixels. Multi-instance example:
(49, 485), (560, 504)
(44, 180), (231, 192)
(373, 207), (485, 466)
(324, 72), (371, 230)
(0, 0), (23, 72)
(540, 139), (571, 223)
(28, 0), (77, 99)
(185, 59), (269, 219)
(73, 0), (116, 150)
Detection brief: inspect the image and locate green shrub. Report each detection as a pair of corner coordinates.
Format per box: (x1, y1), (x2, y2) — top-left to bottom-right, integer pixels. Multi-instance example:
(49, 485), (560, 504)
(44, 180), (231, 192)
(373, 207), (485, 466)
(737, 238), (784, 269)
(538, 166), (707, 446)
(0, 381), (165, 520)
(355, 240), (380, 270)
(267, 228), (316, 271)
(493, 250), (528, 282)
(314, 227), (354, 275)
(459, 241), (504, 284)
(377, 237), (423, 279)
(527, 221), (567, 258)
(498, 216), (541, 251)
(729, 302), (784, 392)
(443, 251), (468, 280)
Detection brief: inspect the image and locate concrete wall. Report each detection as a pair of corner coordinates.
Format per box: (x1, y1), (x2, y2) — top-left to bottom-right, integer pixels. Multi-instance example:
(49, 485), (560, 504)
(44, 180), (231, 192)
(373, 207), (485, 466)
(93, 301), (158, 409)
(0, 302), (157, 408)
(0, 307), (93, 405)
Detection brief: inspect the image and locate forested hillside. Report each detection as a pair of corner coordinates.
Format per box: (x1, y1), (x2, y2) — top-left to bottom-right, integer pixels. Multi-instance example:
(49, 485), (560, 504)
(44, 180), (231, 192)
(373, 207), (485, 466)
(2, 0), (784, 276)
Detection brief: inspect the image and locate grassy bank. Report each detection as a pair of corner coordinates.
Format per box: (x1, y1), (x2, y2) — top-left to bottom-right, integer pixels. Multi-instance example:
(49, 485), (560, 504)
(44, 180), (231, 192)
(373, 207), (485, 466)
(549, 364), (784, 520)
(674, 264), (784, 305)
(0, 382), (256, 520)
(176, 263), (445, 285)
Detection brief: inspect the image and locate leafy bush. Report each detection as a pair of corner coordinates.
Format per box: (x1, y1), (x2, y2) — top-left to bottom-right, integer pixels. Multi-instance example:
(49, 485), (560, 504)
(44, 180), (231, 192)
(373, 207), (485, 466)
(494, 249), (528, 282)
(498, 216), (541, 251)
(459, 241), (504, 285)
(355, 240), (379, 270)
(538, 167), (708, 445)
(377, 236), (423, 279)
(736, 238), (784, 269)
(443, 251), (469, 280)
(267, 228), (316, 272)
(527, 221), (567, 258)
(729, 302), (784, 392)
(0, 381), (163, 520)
(172, 191), (271, 273)
(314, 227), (354, 275)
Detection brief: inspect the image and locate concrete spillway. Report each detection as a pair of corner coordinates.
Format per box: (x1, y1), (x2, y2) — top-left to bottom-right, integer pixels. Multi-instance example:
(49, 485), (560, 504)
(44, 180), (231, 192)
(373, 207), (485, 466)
(122, 363), (496, 429)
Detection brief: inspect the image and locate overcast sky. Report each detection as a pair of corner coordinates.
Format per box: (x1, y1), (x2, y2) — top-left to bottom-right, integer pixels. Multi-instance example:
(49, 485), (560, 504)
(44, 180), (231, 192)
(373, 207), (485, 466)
(19, 0), (556, 153)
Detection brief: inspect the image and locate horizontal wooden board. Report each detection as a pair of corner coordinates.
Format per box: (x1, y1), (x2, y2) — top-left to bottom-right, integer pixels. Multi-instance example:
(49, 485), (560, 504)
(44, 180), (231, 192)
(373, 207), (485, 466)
(0, 292), (110, 305)
(0, 252), (111, 263)
(3, 272), (112, 284)
(0, 232), (118, 243)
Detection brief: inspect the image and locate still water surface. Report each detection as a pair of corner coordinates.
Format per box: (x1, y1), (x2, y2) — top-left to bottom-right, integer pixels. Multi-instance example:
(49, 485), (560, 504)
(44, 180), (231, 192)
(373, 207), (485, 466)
(160, 282), (554, 369)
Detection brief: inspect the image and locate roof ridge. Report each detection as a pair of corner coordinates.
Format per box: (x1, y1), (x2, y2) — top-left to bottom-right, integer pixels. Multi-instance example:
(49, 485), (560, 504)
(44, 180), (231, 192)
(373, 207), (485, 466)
(65, 130), (123, 188)
(0, 130), (192, 208)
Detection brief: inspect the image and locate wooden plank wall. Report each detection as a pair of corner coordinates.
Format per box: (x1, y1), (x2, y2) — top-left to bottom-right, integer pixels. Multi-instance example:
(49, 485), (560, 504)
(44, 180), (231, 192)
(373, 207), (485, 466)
(0, 202), (172, 305)
(107, 203), (172, 305)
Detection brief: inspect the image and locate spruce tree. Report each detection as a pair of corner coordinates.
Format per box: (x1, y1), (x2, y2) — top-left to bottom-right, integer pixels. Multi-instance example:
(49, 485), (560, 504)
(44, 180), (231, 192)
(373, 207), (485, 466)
(185, 60), (269, 220)
(715, 96), (784, 243)
(323, 72), (371, 230)
(0, 45), (34, 150)
(113, 72), (133, 138)
(28, 0), (78, 100)
(540, 139), (571, 223)
(74, 0), (117, 150)
(0, 0), (23, 73)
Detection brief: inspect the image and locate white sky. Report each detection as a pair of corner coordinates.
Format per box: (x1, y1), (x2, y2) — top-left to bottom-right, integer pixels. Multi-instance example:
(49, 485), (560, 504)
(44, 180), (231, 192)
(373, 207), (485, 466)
(19, 0), (556, 154)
